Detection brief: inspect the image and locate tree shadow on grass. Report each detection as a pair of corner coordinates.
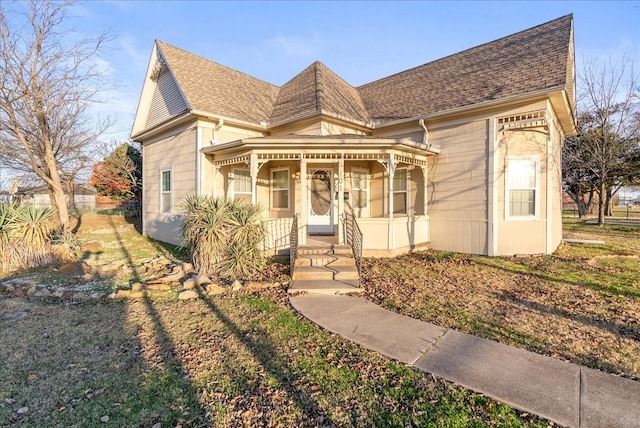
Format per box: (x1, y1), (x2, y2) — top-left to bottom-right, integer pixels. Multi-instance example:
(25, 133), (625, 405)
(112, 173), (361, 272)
(473, 257), (640, 299)
(490, 289), (640, 343)
(195, 289), (329, 424)
(0, 296), (209, 427)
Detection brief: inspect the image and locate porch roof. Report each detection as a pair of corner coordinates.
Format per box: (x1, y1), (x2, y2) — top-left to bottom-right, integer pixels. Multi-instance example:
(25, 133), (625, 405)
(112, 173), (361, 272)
(201, 135), (440, 167)
(202, 135), (440, 155)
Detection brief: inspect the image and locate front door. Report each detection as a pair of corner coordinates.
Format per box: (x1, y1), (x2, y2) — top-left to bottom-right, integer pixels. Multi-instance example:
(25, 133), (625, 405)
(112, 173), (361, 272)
(308, 169), (334, 234)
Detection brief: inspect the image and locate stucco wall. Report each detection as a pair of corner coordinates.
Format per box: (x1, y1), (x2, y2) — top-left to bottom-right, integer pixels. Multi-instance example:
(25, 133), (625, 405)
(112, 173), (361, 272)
(143, 125), (196, 245)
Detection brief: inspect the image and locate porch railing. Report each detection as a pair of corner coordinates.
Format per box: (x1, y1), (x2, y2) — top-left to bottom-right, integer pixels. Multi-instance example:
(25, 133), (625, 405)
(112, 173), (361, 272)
(262, 217), (294, 253)
(289, 214), (299, 276)
(344, 213), (363, 278)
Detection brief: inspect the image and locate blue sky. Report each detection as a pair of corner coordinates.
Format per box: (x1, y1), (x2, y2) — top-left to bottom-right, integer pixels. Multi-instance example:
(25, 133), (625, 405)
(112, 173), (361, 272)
(68, 0), (639, 141)
(1, 1), (639, 187)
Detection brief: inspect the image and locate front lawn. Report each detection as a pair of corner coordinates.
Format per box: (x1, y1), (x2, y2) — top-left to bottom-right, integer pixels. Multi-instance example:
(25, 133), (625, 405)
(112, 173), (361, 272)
(1, 214), (545, 427)
(363, 218), (640, 380)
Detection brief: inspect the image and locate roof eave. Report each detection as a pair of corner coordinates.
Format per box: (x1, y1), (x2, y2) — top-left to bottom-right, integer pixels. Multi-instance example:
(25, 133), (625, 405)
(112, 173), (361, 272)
(190, 109), (269, 131)
(130, 110), (192, 141)
(373, 86), (569, 129)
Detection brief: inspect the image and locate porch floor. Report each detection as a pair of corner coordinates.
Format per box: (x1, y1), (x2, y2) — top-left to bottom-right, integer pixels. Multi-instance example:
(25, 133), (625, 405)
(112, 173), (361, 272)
(305, 234), (339, 246)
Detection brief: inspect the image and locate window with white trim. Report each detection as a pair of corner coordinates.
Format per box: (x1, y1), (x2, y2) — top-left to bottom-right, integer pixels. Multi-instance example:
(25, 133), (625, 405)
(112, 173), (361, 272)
(351, 167), (369, 209)
(271, 168), (289, 210)
(392, 168), (408, 214)
(232, 168), (251, 203)
(160, 169), (172, 213)
(507, 159), (537, 217)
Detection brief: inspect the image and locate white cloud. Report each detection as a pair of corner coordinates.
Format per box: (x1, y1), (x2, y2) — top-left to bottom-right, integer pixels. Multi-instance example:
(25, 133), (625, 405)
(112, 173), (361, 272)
(264, 31), (323, 58)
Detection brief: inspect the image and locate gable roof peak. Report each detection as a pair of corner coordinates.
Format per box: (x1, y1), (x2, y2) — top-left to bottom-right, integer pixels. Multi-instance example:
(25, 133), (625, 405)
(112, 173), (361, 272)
(270, 59), (370, 125)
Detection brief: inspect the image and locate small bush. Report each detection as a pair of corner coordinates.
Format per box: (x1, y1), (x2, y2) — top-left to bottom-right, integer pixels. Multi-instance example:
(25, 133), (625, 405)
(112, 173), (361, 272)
(0, 203), (60, 272)
(180, 196), (266, 280)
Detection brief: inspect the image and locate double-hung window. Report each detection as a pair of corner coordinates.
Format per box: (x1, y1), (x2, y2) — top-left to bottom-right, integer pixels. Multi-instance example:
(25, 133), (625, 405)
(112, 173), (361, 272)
(233, 169), (251, 203)
(160, 169), (172, 213)
(507, 159), (537, 218)
(351, 168), (369, 210)
(392, 168), (408, 215)
(271, 168), (289, 210)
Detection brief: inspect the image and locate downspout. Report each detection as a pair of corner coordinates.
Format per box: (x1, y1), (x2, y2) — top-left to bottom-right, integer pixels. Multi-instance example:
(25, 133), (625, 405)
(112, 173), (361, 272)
(209, 119), (224, 198)
(212, 118), (224, 145)
(196, 127), (202, 195)
(419, 118), (430, 147)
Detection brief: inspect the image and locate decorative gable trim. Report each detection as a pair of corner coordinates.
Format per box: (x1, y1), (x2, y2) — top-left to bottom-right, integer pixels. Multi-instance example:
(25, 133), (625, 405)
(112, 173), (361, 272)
(146, 62), (188, 129)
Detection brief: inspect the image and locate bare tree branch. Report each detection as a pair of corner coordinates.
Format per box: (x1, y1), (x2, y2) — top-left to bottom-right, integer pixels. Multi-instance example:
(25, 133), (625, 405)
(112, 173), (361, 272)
(0, 0), (114, 230)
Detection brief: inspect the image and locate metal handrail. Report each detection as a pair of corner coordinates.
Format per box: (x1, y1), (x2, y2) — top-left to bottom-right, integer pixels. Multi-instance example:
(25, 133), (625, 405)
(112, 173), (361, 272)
(289, 214), (298, 276)
(344, 213), (363, 279)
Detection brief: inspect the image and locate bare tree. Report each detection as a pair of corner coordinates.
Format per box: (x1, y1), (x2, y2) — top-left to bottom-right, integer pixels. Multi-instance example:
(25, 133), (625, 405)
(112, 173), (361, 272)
(564, 56), (639, 225)
(0, 0), (112, 230)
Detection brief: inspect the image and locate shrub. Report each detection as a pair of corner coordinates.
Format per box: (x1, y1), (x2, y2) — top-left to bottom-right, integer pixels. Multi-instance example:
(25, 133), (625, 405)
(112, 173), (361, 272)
(180, 196), (266, 280)
(0, 203), (61, 272)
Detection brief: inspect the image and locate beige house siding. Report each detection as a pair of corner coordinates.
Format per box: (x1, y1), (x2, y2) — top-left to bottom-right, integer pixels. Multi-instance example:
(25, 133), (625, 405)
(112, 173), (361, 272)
(494, 103), (564, 255)
(146, 67), (188, 129)
(269, 118), (368, 137)
(143, 126), (197, 245)
(427, 119), (489, 254)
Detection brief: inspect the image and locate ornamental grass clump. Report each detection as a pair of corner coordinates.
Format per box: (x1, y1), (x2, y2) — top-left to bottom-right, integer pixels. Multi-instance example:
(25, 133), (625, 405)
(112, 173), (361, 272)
(0, 203), (76, 273)
(180, 196), (266, 280)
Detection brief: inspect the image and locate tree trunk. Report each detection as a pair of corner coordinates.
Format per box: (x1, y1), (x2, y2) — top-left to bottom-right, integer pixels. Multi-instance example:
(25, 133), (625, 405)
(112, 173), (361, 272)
(597, 182), (606, 226)
(604, 187), (613, 216)
(44, 153), (70, 231)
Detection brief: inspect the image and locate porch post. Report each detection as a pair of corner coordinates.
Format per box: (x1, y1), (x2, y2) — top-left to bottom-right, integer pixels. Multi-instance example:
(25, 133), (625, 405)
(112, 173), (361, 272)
(249, 153), (258, 204)
(421, 165), (428, 215)
(299, 156), (307, 245)
(212, 164), (219, 198)
(338, 157), (345, 244)
(387, 154), (395, 250)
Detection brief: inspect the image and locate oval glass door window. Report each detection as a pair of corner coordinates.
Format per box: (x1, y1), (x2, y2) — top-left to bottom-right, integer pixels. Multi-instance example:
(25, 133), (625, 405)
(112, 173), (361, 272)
(310, 171), (331, 215)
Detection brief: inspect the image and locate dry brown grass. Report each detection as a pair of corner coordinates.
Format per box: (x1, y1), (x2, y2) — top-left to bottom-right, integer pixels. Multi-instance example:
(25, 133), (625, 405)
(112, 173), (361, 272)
(362, 219), (640, 380)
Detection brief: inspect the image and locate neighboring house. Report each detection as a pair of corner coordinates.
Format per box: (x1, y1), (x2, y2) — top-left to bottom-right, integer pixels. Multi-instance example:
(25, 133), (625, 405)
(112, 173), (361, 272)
(15, 183), (97, 211)
(131, 15), (576, 256)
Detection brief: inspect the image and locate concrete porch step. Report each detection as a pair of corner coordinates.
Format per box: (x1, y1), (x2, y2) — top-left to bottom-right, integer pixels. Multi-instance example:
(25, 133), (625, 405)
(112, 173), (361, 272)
(288, 279), (363, 295)
(292, 266), (335, 281)
(297, 245), (353, 256)
(294, 254), (356, 267)
(330, 265), (360, 281)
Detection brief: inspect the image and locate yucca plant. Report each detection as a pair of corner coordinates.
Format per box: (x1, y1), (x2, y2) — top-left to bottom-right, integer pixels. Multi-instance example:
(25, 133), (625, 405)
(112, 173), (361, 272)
(50, 230), (81, 262)
(0, 203), (57, 272)
(0, 203), (18, 271)
(180, 196), (266, 279)
(180, 195), (231, 276)
(12, 205), (55, 268)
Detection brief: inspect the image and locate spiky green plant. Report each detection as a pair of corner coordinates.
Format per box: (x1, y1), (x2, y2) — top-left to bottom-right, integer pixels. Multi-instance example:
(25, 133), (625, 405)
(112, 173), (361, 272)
(180, 196), (266, 279)
(180, 195), (231, 276)
(0, 203), (58, 272)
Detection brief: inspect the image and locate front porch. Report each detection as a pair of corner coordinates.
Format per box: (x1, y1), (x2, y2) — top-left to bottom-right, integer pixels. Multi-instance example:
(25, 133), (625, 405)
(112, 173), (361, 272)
(202, 135), (440, 257)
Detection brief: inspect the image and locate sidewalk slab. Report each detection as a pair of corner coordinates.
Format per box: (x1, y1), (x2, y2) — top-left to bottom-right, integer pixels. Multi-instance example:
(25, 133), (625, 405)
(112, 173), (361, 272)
(580, 367), (640, 428)
(289, 294), (446, 364)
(413, 330), (579, 427)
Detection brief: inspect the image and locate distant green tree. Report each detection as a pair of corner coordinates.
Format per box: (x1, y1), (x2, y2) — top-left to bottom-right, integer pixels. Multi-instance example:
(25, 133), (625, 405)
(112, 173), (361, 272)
(89, 143), (142, 200)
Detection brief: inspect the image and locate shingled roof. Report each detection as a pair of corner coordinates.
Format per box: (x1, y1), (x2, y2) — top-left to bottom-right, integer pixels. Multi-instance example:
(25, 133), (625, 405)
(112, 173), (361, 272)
(149, 14), (573, 129)
(270, 61), (370, 125)
(156, 41), (279, 124)
(358, 14), (574, 123)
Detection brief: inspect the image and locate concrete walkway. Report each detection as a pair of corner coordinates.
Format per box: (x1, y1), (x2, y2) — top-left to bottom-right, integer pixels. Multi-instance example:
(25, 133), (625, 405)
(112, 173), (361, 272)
(289, 294), (640, 428)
